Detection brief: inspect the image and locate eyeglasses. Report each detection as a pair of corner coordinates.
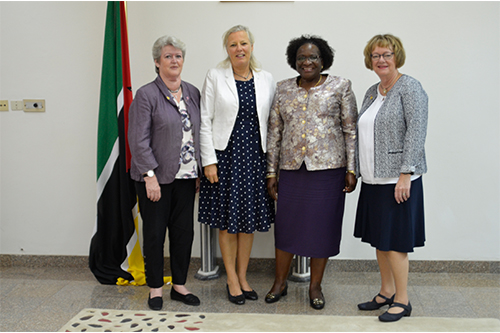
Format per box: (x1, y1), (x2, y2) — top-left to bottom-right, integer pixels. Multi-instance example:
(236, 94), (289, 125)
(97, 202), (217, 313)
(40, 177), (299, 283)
(297, 55), (321, 63)
(371, 52), (394, 61)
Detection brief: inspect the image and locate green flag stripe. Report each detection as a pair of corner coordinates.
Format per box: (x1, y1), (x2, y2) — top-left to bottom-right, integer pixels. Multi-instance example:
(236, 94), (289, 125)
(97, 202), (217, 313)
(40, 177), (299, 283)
(97, 1), (123, 180)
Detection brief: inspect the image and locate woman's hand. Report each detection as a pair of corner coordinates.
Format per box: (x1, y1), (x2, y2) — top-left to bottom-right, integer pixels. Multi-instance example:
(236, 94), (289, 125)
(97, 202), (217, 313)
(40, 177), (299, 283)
(344, 173), (357, 193)
(204, 164), (219, 183)
(395, 173), (412, 204)
(196, 178), (200, 193)
(145, 175), (161, 202)
(267, 177), (278, 201)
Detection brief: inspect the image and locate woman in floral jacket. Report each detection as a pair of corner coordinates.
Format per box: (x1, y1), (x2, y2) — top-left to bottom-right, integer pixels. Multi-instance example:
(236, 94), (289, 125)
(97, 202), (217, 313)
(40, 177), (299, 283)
(265, 35), (358, 310)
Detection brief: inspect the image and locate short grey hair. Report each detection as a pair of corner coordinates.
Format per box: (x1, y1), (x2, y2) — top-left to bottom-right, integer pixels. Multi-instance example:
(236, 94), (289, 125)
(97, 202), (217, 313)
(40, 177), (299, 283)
(219, 25), (260, 72)
(152, 35), (186, 74)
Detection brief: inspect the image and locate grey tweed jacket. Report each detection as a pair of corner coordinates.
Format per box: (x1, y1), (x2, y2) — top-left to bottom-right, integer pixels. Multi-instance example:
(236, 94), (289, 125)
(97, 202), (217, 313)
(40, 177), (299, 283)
(355, 74), (428, 178)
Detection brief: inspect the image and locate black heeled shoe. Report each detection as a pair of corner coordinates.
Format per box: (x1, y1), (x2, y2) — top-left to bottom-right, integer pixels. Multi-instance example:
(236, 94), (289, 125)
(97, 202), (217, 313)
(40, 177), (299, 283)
(242, 289), (258, 300)
(358, 293), (394, 310)
(170, 287), (200, 306)
(226, 285), (245, 305)
(310, 292), (325, 310)
(148, 293), (163, 311)
(265, 283), (288, 303)
(379, 302), (412, 322)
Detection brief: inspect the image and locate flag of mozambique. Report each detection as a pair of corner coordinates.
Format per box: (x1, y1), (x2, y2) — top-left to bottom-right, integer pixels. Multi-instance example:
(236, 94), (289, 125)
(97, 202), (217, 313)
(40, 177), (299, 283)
(89, 1), (145, 286)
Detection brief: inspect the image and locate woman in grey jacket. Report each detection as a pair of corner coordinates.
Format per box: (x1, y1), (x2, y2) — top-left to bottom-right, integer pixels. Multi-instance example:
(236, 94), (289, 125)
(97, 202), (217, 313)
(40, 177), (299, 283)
(129, 35), (201, 310)
(354, 34), (428, 322)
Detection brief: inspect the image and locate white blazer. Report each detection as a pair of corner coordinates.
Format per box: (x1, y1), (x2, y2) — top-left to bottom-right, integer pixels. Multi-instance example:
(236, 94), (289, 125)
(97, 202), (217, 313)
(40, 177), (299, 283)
(200, 66), (276, 167)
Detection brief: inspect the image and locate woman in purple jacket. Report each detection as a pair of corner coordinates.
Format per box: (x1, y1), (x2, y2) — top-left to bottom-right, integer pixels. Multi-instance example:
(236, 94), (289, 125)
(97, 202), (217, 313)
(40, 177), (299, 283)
(128, 35), (201, 310)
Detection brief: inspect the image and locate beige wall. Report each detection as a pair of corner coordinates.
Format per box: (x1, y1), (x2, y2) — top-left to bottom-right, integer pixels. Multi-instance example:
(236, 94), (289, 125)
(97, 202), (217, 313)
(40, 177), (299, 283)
(1, 1), (499, 260)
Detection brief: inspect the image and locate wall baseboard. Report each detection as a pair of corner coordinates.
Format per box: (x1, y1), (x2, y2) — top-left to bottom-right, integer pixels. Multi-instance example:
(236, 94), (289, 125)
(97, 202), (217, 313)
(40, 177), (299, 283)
(1, 255), (498, 274)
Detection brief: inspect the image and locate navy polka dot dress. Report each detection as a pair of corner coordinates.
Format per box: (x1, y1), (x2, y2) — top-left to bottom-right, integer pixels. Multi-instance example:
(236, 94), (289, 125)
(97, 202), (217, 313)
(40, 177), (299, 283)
(199, 78), (275, 234)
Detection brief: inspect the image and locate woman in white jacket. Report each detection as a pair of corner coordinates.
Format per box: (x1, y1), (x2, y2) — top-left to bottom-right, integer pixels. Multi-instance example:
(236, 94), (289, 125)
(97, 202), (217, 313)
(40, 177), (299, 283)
(198, 25), (275, 305)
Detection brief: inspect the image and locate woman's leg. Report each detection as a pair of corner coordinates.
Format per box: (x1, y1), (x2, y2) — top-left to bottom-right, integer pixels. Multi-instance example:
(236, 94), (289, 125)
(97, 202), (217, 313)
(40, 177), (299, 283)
(168, 179), (196, 295)
(236, 233), (255, 291)
(376, 249), (396, 302)
(136, 182), (169, 298)
(385, 250), (409, 314)
(268, 248), (294, 294)
(219, 229), (241, 296)
(309, 257), (328, 300)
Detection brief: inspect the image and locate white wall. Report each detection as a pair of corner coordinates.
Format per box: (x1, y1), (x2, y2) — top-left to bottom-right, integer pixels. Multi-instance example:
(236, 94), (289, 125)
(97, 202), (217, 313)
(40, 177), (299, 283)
(1, 1), (499, 261)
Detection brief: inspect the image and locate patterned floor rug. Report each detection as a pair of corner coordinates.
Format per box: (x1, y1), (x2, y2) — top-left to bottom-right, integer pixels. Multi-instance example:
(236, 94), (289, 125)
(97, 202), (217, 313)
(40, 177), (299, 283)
(59, 308), (500, 332)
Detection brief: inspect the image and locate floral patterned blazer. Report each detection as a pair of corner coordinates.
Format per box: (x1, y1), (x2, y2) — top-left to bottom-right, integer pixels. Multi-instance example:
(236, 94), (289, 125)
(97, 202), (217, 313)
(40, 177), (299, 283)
(267, 75), (358, 174)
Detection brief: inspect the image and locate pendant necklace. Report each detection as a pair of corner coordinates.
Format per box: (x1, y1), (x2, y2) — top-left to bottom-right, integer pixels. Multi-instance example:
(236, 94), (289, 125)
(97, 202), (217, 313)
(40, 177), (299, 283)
(233, 70), (251, 80)
(381, 73), (401, 94)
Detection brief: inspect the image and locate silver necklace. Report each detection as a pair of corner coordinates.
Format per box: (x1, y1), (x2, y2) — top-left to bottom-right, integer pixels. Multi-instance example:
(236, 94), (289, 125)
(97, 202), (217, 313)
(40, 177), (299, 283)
(233, 70), (251, 80)
(168, 87), (180, 94)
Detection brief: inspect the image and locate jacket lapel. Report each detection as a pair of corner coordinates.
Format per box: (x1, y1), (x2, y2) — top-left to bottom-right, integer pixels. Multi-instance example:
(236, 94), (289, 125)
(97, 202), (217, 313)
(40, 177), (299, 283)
(359, 85), (378, 117)
(253, 70), (263, 118)
(154, 75), (178, 108)
(224, 66), (239, 102)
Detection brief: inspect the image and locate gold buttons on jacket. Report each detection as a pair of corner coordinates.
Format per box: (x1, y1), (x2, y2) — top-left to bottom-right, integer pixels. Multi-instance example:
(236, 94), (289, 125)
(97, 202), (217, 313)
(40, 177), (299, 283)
(302, 146), (306, 151)
(302, 106), (306, 111)
(302, 134), (306, 138)
(302, 120), (306, 124)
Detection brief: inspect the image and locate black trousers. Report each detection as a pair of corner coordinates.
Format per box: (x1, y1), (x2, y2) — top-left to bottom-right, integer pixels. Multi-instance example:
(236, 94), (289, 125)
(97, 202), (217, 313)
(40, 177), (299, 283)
(135, 179), (196, 288)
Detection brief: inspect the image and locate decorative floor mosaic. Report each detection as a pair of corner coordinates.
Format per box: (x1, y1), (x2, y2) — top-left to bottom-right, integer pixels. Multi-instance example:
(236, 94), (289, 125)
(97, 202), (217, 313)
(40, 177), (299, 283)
(59, 309), (205, 332)
(59, 308), (500, 332)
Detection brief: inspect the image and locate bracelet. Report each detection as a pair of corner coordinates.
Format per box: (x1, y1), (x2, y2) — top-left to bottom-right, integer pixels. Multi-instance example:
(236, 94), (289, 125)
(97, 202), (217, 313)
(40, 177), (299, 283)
(266, 173), (277, 179)
(347, 170), (356, 176)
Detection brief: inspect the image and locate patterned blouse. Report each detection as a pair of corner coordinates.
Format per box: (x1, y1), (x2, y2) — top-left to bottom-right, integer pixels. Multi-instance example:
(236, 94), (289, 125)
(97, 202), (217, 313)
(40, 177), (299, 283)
(174, 97), (198, 179)
(267, 75), (358, 173)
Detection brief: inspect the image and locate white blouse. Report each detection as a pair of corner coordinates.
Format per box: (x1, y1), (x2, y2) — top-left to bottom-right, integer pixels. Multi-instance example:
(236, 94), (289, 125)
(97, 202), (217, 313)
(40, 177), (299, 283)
(358, 85), (420, 185)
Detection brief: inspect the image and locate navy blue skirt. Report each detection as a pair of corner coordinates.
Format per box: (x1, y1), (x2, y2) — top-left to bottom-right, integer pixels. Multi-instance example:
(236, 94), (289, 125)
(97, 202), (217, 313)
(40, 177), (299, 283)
(354, 177), (426, 252)
(275, 164), (346, 258)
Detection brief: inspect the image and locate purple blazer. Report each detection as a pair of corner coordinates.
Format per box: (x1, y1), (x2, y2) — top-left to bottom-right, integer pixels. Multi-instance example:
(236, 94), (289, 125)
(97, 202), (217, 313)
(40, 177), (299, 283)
(128, 75), (201, 184)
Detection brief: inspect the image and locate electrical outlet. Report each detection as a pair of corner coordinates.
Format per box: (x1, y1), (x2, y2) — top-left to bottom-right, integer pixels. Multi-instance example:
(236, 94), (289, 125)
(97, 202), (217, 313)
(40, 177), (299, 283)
(11, 101), (23, 110)
(0, 100), (8, 111)
(24, 99), (45, 112)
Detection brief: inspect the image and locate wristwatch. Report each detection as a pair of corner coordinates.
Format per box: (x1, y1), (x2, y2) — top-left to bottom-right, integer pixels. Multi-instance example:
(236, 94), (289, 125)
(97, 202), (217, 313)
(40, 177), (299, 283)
(143, 170), (155, 178)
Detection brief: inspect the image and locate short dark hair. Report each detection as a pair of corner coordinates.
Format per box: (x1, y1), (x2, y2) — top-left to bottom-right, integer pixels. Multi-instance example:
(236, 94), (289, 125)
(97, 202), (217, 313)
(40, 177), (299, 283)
(286, 35), (335, 71)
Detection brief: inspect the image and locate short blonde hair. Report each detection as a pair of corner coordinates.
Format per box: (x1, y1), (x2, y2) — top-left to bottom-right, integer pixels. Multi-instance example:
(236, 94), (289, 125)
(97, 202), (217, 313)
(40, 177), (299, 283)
(363, 34), (405, 70)
(218, 25), (260, 72)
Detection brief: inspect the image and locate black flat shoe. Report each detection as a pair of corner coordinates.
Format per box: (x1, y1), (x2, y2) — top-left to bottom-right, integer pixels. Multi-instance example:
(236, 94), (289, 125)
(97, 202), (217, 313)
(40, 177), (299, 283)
(148, 293), (163, 310)
(226, 285), (245, 305)
(242, 289), (258, 300)
(379, 302), (412, 322)
(310, 292), (325, 310)
(170, 288), (200, 306)
(265, 283), (288, 304)
(358, 293), (394, 310)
